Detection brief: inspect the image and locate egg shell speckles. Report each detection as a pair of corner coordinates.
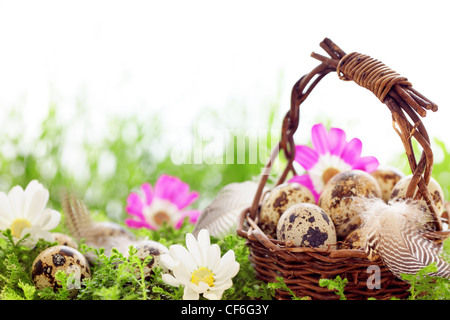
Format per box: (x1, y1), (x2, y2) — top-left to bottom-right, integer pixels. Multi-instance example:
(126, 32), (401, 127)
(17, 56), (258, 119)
(31, 245), (91, 296)
(134, 240), (169, 280)
(389, 174), (445, 216)
(259, 183), (316, 238)
(341, 227), (380, 260)
(318, 170), (381, 240)
(371, 167), (404, 203)
(276, 203), (337, 249)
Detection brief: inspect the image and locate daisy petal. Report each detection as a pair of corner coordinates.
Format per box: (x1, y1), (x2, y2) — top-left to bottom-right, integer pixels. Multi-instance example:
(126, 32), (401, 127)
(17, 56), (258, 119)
(189, 281), (210, 294)
(162, 273), (181, 287)
(170, 244), (197, 271)
(183, 286), (200, 300)
(0, 192), (15, 221)
(125, 193), (144, 216)
(203, 290), (223, 300)
(174, 210), (201, 229)
(39, 209), (61, 230)
(341, 138), (362, 165)
(328, 127), (347, 156)
(160, 253), (176, 270)
(295, 145), (319, 170)
(311, 123), (330, 155)
(8, 186), (25, 217)
(186, 233), (203, 266)
(352, 156), (379, 172)
(211, 278), (233, 292)
(125, 218), (155, 230)
(141, 183), (153, 205)
(174, 191), (199, 210)
(214, 250), (239, 280)
(206, 244), (221, 271)
(288, 174), (320, 202)
(27, 189), (50, 224)
(154, 175), (177, 200)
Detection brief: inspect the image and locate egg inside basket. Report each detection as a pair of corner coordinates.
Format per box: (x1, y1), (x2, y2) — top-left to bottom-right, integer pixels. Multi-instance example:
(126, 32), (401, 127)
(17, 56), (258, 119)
(236, 38), (450, 300)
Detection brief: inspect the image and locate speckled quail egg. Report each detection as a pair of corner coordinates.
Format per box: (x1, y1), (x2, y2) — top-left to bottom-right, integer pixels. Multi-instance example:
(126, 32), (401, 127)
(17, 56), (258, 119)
(319, 170), (381, 240)
(52, 232), (79, 250)
(276, 203), (337, 249)
(133, 240), (169, 280)
(259, 183), (316, 238)
(389, 174), (445, 217)
(31, 245), (91, 298)
(371, 167), (404, 203)
(341, 227), (380, 260)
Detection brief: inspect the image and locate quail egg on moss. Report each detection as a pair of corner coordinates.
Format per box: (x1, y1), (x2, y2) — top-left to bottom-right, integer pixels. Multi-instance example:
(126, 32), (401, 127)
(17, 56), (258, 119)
(31, 245), (91, 298)
(318, 170), (381, 240)
(276, 203), (337, 249)
(389, 174), (445, 216)
(371, 167), (404, 203)
(259, 183), (316, 238)
(52, 232), (79, 250)
(133, 239), (169, 280)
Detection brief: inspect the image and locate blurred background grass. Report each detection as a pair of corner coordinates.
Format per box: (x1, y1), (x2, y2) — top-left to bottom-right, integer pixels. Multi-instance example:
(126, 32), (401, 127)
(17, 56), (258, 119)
(1, 94), (449, 225)
(0, 97), (283, 222)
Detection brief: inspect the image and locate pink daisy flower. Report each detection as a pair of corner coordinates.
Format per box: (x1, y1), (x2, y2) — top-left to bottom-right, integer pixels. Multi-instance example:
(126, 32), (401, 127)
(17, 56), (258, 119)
(125, 175), (200, 230)
(289, 123), (379, 202)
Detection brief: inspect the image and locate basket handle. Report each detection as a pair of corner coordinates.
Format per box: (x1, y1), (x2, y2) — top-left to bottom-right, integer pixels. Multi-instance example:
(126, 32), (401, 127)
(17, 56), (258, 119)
(246, 38), (442, 232)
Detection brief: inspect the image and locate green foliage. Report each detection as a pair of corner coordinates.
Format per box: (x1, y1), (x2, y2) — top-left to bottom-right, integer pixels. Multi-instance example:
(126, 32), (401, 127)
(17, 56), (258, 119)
(319, 275), (349, 300)
(0, 223), (278, 300)
(0, 229), (55, 300)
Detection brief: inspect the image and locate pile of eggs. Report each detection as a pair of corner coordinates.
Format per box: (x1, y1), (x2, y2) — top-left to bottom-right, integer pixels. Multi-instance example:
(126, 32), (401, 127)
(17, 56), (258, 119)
(258, 167), (446, 251)
(30, 222), (169, 298)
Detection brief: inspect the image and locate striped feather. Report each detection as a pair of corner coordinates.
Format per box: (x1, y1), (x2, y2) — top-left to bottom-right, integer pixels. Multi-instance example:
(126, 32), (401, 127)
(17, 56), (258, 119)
(61, 190), (92, 241)
(60, 190), (136, 262)
(360, 198), (450, 278)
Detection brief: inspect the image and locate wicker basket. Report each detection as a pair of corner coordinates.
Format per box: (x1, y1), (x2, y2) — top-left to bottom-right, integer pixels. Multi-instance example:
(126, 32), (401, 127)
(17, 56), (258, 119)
(236, 38), (448, 300)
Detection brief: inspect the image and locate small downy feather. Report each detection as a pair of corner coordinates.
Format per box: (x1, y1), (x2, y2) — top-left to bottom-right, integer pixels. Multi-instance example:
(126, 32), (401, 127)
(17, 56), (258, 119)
(193, 181), (260, 238)
(61, 190), (136, 262)
(358, 197), (450, 279)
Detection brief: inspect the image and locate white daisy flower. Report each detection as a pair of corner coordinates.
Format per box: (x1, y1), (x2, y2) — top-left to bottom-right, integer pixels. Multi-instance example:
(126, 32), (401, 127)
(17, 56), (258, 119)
(0, 180), (61, 247)
(160, 228), (240, 300)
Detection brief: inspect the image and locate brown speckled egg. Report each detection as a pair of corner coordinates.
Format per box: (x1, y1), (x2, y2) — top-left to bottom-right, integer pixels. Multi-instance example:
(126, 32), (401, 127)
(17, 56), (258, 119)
(134, 240), (169, 280)
(276, 203), (337, 249)
(371, 167), (404, 203)
(341, 227), (380, 260)
(319, 170), (381, 240)
(52, 232), (79, 250)
(389, 174), (445, 216)
(259, 183), (316, 238)
(31, 245), (91, 297)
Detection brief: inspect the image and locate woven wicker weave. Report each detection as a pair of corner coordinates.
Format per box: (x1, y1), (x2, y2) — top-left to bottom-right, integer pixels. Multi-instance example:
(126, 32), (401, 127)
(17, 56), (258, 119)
(236, 38), (446, 300)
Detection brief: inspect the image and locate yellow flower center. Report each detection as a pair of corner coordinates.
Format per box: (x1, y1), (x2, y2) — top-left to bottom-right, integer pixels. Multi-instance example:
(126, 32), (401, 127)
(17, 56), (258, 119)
(191, 267), (214, 287)
(322, 167), (340, 185)
(10, 218), (31, 239)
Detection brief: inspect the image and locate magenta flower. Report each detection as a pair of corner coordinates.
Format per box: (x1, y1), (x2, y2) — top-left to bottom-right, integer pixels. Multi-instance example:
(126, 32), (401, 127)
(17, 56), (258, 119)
(289, 123), (379, 202)
(125, 175), (201, 230)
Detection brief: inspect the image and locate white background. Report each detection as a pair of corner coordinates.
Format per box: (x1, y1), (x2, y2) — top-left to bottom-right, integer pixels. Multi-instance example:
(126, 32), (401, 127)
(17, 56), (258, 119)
(0, 0), (449, 170)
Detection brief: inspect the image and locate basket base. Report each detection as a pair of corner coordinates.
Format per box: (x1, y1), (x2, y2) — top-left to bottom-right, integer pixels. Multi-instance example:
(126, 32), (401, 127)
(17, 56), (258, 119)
(247, 240), (411, 300)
